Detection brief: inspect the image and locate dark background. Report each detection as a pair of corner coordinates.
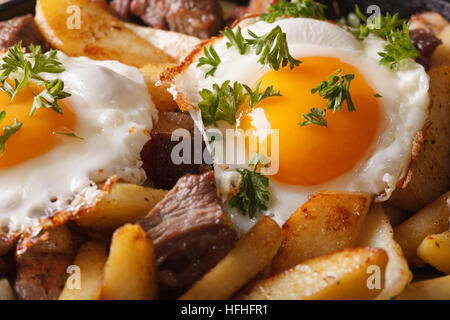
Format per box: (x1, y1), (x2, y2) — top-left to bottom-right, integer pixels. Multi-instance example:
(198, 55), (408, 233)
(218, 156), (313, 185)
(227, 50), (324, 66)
(0, 0), (449, 21)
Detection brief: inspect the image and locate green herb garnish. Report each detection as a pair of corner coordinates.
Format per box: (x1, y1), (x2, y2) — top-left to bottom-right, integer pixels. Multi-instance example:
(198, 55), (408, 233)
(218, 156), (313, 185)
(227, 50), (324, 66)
(260, 0), (327, 23)
(53, 131), (84, 140)
(30, 79), (71, 117)
(0, 110), (22, 154)
(197, 45), (221, 78)
(221, 26), (248, 55)
(243, 82), (281, 107)
(229, 153), (270, 219)
(246, 26), (301, 70)
(198, 81), (246, 126)
(351, 5), (405, 39)
(299, 107), (327, 127)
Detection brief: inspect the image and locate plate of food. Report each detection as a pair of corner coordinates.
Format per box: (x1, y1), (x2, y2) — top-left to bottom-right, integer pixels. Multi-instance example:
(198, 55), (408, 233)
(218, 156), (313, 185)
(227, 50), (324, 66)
(0, 0), (448, 301)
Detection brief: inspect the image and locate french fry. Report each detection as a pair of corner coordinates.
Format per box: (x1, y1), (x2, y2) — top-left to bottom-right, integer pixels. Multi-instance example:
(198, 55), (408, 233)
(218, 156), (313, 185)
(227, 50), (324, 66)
(394, 191), (450, 265)
(0, 278), (15, 300)
(35, 0), (175, 67)
(243, 247), (388, 300)
(417, 230), (450, 274)
(101, 224), (157, 300)
(77, 183), (167, 230)
(396, 275), (450, 300)
(271, 192), (371, 274)
(59, 242), (107, 300)
(180, 216), (283, 300)
(356, 204), (412, 300)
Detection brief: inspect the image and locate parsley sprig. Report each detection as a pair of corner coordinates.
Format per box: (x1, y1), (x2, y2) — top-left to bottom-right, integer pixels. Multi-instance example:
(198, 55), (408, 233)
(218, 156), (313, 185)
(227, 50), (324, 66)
(300, 69), (355, 128)
(260, 0), (327, 23)
(53, 131), (84, 140)
(198, 81), (246, 126)
(0, 42), (71, 116)
(229, 153), (270, 219)
(246, 26), (301, 71)
(348, 6), (419, 70)
(0, 110), (22, 154)
(243, 82), (282, 108)
(197, 45), (221, 78)
(221, 26), (248, 55)
(299, 107), (327, 127)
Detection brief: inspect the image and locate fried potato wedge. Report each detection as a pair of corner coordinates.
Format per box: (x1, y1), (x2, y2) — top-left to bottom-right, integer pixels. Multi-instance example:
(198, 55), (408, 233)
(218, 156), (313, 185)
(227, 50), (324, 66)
(140, 63), (178, 112)
(77, 183), (167, 230)
(394, 191), (450, 265)
(59, 242), (107, 300)
(417, 230), (450, 274)
(35, 0), (175, 67)
(430, 25), (450, 69)
(0, 278), (15, 300)
(101, 224), (157, 300)
(180, 216), (283, 300)
(396, 275), (450, 300)
(125, 23), (200, 62)
(271, 192), (371, 274)
(243, 247), (388, 300)
(389, 66), (450, 211)
(356, 204), (412, 300)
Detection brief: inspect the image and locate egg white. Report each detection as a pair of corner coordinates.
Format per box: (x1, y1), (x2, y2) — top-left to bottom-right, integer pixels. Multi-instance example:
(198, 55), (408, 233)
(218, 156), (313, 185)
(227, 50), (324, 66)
(171, 18), (430, 234)
(0, 53), (157, 235)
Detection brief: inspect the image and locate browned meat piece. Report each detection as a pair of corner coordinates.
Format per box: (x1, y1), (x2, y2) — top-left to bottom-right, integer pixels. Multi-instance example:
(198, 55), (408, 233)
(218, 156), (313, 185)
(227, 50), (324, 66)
(139, 171), (237, 298)
(0, 15), (50, 51)
(410, 29), (442, 70)
(140, 112), (210, 190)
(0, 254), (14, 279)
(110, 0), (224, 38)
(14, 253), (74, 300)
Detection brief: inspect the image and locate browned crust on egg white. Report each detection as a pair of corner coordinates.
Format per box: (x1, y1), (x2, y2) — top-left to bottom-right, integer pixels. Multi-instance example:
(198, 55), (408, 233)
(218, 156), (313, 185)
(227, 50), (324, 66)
(0, 176), (117, 255)
(162, 15), (431, 197)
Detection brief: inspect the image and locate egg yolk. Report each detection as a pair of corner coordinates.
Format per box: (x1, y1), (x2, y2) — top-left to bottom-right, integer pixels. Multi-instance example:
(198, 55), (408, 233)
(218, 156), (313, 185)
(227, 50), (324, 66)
(0, 83), (76, 169)
(237, 56), (382, 186)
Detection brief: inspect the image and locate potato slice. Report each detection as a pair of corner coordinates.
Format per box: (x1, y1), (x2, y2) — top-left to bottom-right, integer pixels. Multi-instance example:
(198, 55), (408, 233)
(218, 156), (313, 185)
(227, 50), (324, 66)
(77, 183), (167, 230)
(396, 275), (450, 300)
(180, 216), (283, 300)
(430, 25), (450, 69)
(59, 242), (107, 300)
(417, 230), (450, 274)
(389, 66), (450, 211)
(356, 204), (412, 300)
(0, 278), (15, 300)
(101, 224), (157, 300)
(140, 63), (178, 112)
(35, 0), (174, 67)
(243, 247), (388, 300)
(394, 191), (450, 265)
(271, 192), (371, 274)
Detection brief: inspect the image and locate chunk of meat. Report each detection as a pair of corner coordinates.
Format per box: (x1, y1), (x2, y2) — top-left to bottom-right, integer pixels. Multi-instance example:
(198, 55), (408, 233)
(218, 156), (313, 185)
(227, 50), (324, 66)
(14, 252), (74, 300)
(141, 112), (210, 190)
(410, 29), (442, 69)
(139, 171), (237, 298)
(410, 12), (449, 35)
(0, 15), (50, 51)
(110, 0), (224, 38)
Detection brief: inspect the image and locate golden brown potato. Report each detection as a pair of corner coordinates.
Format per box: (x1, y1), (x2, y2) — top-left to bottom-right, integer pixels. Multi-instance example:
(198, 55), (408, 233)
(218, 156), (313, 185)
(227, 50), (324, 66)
(242, 247), (388, 300)
(0, 278), (15, 300)
(77, 183), (167, 230)
(140, 63), (179, 112)
(430, 25), (450, 69)
(180, 216), (283, 300)
(271, 192), (371, 274)
(29, 225), (77, 255)
(356, 204), (412, 300)
(389, 66), (450, 211)
(417, 230), (450, 274)
(101, 224), (157, 300)
(35, 0), (175, 67)
(394, 191), (450, 265)
(396, 275), (450, 300)
(59, 242), (107, 300)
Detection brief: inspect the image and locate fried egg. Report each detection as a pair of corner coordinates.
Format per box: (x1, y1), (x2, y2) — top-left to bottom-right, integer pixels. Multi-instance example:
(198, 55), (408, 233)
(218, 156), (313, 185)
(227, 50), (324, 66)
(169, 17), (430, 233)
(0, 53), (157, 236)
